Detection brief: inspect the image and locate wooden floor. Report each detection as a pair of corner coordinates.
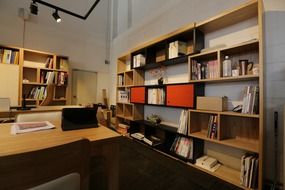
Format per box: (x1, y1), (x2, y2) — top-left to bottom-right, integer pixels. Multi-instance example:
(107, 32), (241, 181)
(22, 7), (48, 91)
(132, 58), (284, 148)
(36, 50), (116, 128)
(90, 137), (242, 190)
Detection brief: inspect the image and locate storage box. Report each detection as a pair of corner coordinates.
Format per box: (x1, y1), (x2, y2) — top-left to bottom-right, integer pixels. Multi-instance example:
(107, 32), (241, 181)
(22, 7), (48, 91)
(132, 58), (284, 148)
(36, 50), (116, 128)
(197, 96), (228, 111)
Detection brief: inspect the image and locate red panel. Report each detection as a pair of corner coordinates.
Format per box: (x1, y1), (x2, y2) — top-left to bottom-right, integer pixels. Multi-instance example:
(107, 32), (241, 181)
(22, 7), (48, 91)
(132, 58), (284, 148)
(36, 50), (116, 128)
(130, 87), (145, 103)
(166, 84), (194, 108)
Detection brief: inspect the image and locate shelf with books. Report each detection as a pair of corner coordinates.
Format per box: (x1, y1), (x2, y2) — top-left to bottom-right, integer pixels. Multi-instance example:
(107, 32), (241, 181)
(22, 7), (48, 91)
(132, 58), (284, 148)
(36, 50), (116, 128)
(189, 40), (259, 83)
(0, 45), (20, 65)
(115, 1), (263, 189)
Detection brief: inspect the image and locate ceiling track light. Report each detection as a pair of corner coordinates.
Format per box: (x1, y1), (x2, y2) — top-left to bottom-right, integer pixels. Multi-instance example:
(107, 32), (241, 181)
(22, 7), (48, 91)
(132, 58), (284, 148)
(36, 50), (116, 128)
(28, 0), (101, 21)
(30, 0), (38, 15)
(52, 10), (61, 23)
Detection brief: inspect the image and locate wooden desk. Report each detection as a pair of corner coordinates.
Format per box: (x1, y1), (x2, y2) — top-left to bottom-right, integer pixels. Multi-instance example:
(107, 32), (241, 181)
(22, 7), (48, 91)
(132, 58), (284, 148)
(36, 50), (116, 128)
(0, 105), (83, 119)
(0, 122), (121, 190)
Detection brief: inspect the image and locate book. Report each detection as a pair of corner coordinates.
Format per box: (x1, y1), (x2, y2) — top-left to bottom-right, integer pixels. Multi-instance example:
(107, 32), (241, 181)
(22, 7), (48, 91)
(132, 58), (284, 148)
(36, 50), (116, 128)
(11, 121), (55, 134)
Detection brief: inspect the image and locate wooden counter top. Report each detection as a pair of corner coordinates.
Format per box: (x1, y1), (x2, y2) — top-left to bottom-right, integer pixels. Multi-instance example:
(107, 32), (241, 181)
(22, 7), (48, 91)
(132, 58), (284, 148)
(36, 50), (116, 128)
(0, 122), (120, 156)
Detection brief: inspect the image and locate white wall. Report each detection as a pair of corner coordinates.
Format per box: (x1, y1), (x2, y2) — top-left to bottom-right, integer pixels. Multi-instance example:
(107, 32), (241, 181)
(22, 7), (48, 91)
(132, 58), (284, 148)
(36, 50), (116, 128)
(0, 0), (110, 103)
(110, 0), (285, 184)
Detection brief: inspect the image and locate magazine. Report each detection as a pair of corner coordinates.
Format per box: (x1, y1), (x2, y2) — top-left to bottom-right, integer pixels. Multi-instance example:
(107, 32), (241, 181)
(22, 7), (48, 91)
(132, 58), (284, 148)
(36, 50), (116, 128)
(11, 121), (55, 134)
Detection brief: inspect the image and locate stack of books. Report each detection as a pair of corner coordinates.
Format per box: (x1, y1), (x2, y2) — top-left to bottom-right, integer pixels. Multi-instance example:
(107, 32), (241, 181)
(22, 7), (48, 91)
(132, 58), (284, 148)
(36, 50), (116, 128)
(168, 41), (187, 59)
(170, 136), (193, 159)
(28, 86), (47, 100)
(177, 110), (190, 135)
(40, 71), (55, 84)
(147, 88), (165, 105)
(240, 154), (259, 188)
(44, 57), (53, 69)
(131, 132), (162, 146)
(0, 49), (19, 64)
(241, 85), (259, 114)
(133, 54), (145, 68)
(118, 75), (124, 86)
(118, 90), (129, 103)
(195, 155), (221, 172)
(56, 72), (68, 86)
(207, 115), (218, 139)
(191, 60), (219, 80)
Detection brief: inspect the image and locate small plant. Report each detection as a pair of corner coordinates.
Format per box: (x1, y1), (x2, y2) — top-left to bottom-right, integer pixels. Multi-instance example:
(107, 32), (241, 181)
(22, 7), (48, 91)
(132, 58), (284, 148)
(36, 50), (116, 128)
(146, 114), (161, 124)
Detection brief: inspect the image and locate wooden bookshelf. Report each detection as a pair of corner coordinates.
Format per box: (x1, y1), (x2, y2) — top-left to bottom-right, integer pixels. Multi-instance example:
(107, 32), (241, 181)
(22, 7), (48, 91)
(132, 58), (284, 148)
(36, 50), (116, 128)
(116, 0), (263, 189)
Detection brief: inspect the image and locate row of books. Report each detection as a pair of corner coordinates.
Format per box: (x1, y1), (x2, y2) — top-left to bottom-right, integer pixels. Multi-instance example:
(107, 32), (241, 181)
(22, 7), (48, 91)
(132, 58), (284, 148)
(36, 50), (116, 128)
(241, 85), (259, 114)
(207, 115), (218, 139)
(44, 57), (53, 69)
(240, 154), (258, 188)
(168, 41), (187, 59)
(130, 132), (162, 146)
(28, 86), (47, 100)
(170, 136), (193, 159)
(40, 71), (55, 84)
(133, 54), (145, 68)
(0, 49), (19, 64)
(57, 72), (68, 86)
(147, 88), (165, 105)
(118, 75), (124, 86)
(191, 60), (219, 80)
(118, 90), (129, 103)
(177, 110), (190, 135)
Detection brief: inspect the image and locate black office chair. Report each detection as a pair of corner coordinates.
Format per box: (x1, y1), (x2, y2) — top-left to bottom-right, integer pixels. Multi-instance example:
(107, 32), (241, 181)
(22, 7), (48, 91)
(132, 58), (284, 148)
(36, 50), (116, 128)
(0, 139), (90, 190)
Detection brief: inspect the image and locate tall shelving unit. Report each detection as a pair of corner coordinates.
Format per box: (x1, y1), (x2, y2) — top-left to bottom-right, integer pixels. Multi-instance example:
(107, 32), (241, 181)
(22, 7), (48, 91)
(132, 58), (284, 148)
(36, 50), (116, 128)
(0, 45), (69, 107)
(116, 54), (144, 126)
(116, 0), (264, 189)
(21, 49), (69, 107)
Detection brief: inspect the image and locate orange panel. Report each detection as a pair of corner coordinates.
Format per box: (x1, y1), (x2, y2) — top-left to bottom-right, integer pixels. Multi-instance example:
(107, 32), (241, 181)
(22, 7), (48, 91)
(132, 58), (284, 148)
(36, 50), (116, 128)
(166, 84), (194, 108)
(130, 87), (145, 103)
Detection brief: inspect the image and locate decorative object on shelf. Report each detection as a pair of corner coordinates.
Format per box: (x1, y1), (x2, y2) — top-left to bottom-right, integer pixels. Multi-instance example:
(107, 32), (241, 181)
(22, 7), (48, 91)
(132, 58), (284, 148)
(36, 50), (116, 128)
(223, 56), (232, 77)
(149, 66), (166, 85)
(146, 114), (161, 125)
(239, 59), (253, 75)
(231, 61), (240, 77)
(252, 63), (259, 75)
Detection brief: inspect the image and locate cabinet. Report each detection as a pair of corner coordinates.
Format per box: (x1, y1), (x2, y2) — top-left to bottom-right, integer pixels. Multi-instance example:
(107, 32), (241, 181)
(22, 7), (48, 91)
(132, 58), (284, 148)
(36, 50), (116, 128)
(116, 55), (144, 126)
(0, 44), (69, 106)
(21, 49), (69, 106)
(116, 0), (263, 189)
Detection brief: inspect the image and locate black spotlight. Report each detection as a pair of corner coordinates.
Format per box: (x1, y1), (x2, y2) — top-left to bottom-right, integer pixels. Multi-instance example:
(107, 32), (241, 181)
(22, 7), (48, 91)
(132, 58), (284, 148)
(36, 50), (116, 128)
(52, 10), (61, 23)
(30, 0), (38, 15)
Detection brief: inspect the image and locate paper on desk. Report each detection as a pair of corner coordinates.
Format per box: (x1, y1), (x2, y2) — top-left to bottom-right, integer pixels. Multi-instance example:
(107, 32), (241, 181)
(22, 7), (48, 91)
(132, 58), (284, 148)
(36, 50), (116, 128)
(11, 121), (55, 135)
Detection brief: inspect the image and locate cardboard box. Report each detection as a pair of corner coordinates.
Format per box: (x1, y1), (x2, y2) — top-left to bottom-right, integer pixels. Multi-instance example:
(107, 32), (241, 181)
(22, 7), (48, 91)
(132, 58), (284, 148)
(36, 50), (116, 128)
(197, 96), (228, 111)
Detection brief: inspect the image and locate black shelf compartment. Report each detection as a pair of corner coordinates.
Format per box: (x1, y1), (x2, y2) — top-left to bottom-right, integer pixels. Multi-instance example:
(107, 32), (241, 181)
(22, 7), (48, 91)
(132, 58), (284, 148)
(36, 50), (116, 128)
(146, 85), (166, 106)
(131, 82), (205, 109)
(166, 27), (204, 59)
(131, 48), (147, 69)
(130, 120), (204, 163)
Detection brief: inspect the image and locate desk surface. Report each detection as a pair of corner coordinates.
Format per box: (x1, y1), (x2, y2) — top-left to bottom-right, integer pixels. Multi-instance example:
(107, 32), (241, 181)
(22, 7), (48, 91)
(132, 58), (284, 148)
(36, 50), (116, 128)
(0, 122), (120, 156)
(0, 105), (83, 119)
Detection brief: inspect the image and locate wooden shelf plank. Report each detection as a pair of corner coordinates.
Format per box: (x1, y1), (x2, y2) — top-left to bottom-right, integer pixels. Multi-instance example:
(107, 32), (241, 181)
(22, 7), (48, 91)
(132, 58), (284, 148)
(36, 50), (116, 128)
(189, 109), (260, 118)
(190, 131), (259, 153)
(188, 163), (247, 189)
(196, 0), (258, 33)
(189, 75), (259, 83)
(22, 82), (47, 86)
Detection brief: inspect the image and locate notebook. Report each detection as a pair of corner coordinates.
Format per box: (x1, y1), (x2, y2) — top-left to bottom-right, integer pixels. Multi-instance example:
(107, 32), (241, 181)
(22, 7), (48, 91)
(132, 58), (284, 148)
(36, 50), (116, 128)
(61, 107), (98, 131)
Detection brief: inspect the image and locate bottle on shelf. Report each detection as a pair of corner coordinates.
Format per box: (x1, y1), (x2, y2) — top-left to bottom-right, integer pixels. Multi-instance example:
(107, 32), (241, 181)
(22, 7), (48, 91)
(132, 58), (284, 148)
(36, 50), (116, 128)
(223, 56), (232, 77)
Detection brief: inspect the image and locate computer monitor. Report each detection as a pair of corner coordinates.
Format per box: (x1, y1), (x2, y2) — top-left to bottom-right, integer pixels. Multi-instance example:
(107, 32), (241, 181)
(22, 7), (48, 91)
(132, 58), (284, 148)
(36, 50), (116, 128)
(61, 107), (98, 131)
(0, 98), (10, 112)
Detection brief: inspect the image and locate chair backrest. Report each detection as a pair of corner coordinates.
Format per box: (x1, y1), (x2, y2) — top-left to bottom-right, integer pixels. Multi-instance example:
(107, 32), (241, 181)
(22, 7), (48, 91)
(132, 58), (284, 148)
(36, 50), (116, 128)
(0, 139), (90, 190)
(15, 111), (62, 122)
